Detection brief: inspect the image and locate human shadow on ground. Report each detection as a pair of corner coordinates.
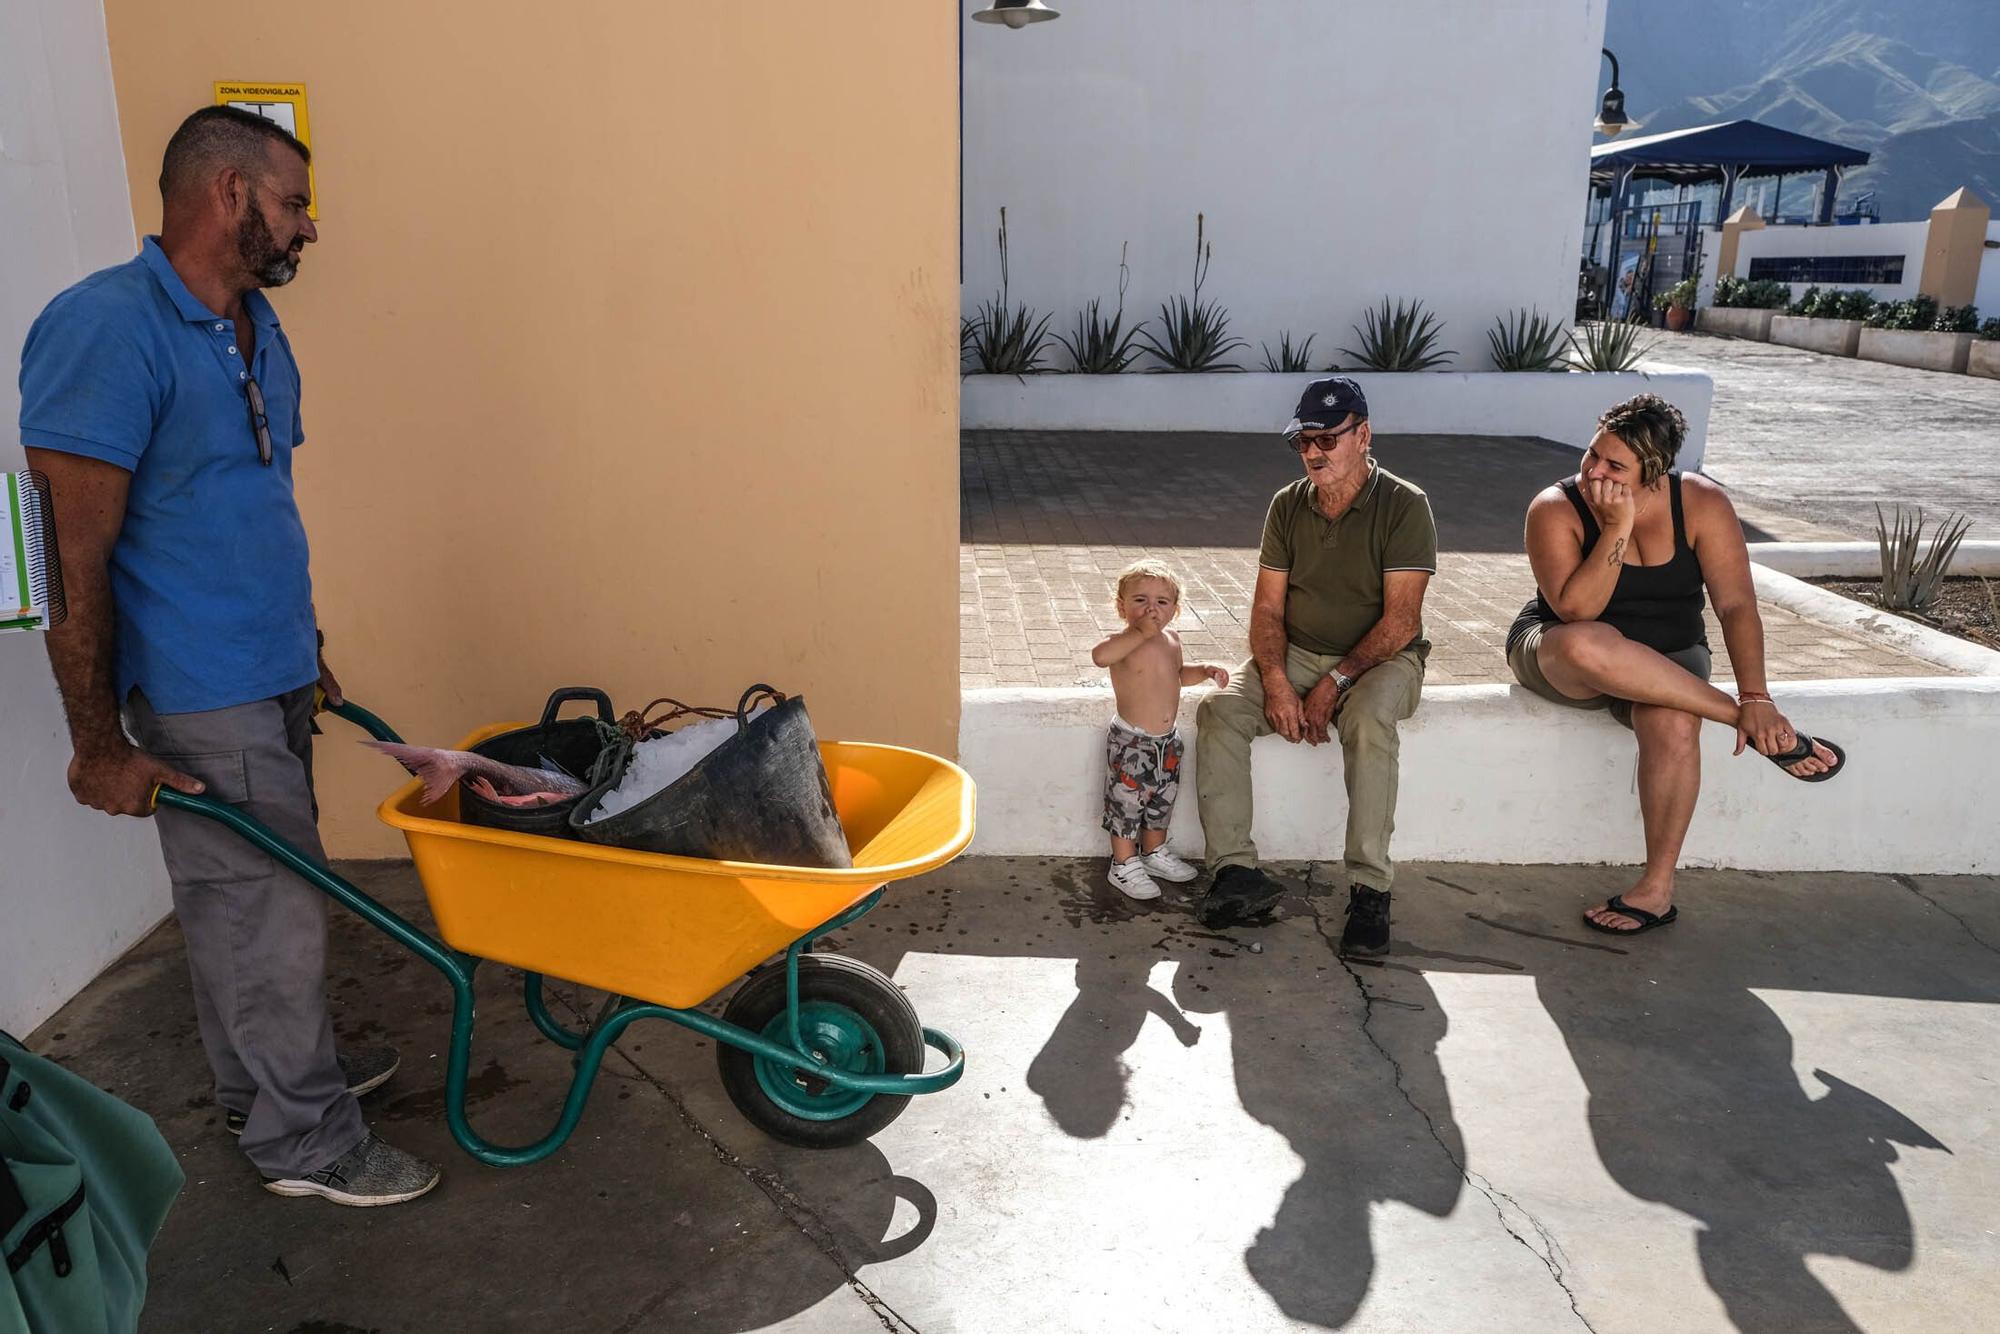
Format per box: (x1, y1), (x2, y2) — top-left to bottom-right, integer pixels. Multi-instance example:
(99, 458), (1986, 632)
(994, 862), (1468, 1329)
(1534, 933), (1961, 1333)
(864, 857), (1979, 1331)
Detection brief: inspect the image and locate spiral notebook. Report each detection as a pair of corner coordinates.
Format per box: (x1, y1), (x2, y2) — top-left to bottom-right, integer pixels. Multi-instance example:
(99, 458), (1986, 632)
(2, 471), (65, 634)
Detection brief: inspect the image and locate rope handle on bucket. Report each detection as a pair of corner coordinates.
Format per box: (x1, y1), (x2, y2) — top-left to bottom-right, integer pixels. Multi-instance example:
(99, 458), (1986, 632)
(609, 684), (790, 744)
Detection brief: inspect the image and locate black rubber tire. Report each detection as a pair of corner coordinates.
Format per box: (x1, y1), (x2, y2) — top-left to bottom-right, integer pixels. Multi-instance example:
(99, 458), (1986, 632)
(716, 954), (924, 1148)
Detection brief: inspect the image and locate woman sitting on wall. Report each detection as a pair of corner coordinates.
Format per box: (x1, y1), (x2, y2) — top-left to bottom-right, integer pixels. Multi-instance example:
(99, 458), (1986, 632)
(1505, 393), (1846, 937)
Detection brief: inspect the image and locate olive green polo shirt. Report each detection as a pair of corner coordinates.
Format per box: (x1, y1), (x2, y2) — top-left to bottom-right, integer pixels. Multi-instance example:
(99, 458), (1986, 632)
(1258, 465), (1438, 657)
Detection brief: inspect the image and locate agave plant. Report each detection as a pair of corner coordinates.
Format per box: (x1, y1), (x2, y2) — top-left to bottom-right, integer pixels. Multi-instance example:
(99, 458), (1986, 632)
(1566, 320), (1656, 372)
(1875, 504), (1972, 613)
(1056, 242), (1148, 374)
(1486, 309), (1568, 371)
(966, 207), (1052, 376)
(1136, 213), (1248, 371)
(1260, 330), (1317, 373)
(1340, 298), (1455, 371)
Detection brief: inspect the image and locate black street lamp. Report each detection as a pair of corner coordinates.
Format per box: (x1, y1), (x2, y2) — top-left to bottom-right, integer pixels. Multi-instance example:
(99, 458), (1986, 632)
(1595, 47), (1642, 138)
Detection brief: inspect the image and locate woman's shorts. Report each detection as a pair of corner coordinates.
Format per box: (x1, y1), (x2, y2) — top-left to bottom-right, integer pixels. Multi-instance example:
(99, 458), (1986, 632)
(1507, 622), (1712, 729)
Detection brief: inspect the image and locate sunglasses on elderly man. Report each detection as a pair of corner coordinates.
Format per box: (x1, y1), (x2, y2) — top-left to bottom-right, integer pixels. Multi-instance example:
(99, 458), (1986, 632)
(1287, 417), (1366, 454)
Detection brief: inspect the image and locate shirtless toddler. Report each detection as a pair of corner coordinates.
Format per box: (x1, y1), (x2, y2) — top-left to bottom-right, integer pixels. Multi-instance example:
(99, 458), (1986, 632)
(1090, 560), (1230, 900)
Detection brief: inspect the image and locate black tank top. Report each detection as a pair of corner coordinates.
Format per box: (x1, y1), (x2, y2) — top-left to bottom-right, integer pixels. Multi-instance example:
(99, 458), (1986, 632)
(1508, 471), (1707, 654)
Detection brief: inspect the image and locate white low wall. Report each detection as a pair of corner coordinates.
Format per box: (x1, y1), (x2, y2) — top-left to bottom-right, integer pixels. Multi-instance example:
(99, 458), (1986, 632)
(1858, 328), (1974, 374)
(1696, 307), (1777, 341)
(1769, 315), (1863, 357)
(959, 677), (2000, 874)
(961, 368), (1714, 471)
(1750, 541), (2000, 580)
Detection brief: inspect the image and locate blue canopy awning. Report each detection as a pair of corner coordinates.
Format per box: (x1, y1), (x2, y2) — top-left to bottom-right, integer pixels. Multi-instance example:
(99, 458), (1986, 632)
(1589, 119), (1870, 191)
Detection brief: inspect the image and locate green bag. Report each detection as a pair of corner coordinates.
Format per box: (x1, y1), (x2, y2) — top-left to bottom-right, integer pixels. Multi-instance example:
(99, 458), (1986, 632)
(1, 1033), (183, 1334)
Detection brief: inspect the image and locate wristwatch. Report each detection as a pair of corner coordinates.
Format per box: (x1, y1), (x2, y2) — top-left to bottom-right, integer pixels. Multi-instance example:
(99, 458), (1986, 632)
(1328, 669), (1357, 693)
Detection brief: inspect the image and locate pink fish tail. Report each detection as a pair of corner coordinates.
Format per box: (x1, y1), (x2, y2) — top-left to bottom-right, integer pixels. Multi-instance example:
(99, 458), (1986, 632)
(365, 741), (475, 804)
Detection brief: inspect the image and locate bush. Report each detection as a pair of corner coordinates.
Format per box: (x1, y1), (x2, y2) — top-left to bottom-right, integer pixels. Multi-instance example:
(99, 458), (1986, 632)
(1652, 276), (1699, 312)
(1487, 309), (1568, 371)
(1866, 296), (1940, 330)
(1876, 504), (1972, 614)
(1830, 289), (1878, 321)
(1056, 242), (1148, 374)
(966, 208), (1052, 375)
(1980, 317), (2000, 341)
(1567, 320), (1656, 372)
(1934, 303), (1980, 333)
(1339, 298), (1455, 371)
(1787, 285), (1823, 316)
(1260, 331), (1316, 373)
(1135, 213), (1248, 372)
(1713, 276), (1790, 309)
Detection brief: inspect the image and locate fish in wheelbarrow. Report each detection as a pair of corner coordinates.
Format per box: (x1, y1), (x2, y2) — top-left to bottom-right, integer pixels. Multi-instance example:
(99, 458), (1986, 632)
(365, 741), (589, 807)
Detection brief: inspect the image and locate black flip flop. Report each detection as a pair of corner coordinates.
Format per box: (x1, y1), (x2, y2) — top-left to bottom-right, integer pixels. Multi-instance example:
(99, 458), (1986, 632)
(1762, 731), (1846, 783)
(1583, 894), (1679, 936)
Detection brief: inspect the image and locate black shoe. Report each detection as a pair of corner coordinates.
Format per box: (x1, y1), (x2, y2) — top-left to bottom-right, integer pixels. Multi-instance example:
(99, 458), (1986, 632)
(1339, 885), (1392, 956)
(1199, 865), (1287, 929)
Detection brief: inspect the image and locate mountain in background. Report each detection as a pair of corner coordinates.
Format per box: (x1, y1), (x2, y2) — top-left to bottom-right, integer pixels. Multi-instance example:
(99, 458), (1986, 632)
(1605, 0), (2000, 220)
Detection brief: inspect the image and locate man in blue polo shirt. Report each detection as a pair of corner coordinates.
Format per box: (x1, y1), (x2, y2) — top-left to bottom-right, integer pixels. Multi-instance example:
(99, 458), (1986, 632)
(22, 106), (438, 1206)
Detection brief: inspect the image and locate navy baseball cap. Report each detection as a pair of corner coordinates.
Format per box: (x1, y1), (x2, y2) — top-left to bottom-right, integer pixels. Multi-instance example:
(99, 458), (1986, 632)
(1283, 376), (1369, 438)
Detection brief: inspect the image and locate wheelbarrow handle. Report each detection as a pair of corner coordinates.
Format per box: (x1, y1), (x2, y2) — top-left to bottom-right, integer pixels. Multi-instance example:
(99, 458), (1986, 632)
(311, 691), (405, 744)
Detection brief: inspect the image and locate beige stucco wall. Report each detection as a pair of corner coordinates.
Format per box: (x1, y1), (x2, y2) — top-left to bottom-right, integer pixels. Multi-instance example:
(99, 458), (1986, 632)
(100, 3), (961, 856)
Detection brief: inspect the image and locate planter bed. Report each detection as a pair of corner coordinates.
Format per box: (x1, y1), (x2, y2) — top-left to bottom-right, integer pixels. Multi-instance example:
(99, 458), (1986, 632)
(961, 368), (1714, 470)
(1808, 577), (2000, 652)
(1857, 327), (1975, 374)
(1969, 341), (2000, 380)
(1770, 314), (1863, 357)
(1696, 306), (1778, 341)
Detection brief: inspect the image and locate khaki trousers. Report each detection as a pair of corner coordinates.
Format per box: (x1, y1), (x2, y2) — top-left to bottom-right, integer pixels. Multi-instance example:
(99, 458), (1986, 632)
(1195, 644), (1425, 890)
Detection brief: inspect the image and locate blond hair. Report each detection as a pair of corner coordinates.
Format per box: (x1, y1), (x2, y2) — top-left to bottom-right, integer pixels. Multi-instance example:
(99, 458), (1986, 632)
(1597, 394), (1688, 486)
(1113, 559), (1182, 603)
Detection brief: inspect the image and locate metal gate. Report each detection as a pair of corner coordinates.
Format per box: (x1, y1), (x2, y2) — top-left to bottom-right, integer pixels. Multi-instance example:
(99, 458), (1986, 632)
(1582, 198), (1704, 323)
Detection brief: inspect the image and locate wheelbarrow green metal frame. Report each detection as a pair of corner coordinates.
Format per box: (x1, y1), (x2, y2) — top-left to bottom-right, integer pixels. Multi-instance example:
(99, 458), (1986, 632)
(153, 699), (964, 1168)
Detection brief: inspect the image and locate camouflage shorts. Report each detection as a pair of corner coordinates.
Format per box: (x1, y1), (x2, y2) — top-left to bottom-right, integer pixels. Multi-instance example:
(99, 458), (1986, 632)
(1102, 719), (1184, 840)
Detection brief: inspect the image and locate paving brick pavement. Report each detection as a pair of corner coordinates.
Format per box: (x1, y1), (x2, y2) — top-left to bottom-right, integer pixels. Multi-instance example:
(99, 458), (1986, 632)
(961, 430), (1957, 689)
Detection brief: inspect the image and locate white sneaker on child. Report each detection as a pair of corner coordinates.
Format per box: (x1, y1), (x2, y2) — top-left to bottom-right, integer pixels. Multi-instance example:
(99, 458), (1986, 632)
(1107, 857), (1162, 900)
(1140, 848), (1201, 882)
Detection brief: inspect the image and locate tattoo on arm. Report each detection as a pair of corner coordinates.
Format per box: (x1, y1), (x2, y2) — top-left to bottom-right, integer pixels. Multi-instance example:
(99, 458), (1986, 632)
(1604, 537), (1626, 568)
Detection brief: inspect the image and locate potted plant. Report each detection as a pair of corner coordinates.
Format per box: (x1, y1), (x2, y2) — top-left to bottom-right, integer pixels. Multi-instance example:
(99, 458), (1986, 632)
(1652, 276), (1698, 332)
(1771, 286), (1874, 357)
(1697, 276), (1787, 341)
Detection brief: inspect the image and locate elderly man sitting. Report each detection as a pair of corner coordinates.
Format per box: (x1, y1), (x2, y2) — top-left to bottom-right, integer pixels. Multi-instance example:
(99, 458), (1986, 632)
(1195, 378), (1438, 955)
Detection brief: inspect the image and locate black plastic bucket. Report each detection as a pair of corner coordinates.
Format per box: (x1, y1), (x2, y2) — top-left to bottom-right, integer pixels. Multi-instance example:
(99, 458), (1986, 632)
(571, 684), (852, 869)
(460, 687), (620, 839)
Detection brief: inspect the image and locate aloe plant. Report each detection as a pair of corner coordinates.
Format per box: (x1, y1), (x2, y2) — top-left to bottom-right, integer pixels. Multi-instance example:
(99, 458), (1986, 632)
(1486, 309), (1568, 371)
(1136, 213), (1247, 371)
(1056, 242), (1148, 374)
(1339, 298), (1455, 371)
(966, 207), (1052, 376)
(1260, 331), (1317, 373)
(1566, 320), (1656, 372)
(1875, 504), (1972, 613)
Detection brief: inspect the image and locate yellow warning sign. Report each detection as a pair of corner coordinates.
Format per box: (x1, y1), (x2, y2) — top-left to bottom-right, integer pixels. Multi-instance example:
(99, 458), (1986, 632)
(213, 81), (316, 218)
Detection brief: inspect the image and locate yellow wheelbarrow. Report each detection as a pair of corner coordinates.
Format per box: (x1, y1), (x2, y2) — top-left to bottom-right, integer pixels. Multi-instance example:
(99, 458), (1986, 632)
(155, 698), (974, 1164)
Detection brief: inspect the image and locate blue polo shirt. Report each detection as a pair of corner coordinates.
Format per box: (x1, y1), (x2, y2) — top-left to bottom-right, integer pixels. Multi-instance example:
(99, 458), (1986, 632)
(18, 236), (316, 715)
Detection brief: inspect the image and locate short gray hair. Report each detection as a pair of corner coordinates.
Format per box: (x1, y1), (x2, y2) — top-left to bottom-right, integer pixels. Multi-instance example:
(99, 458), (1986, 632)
(159, 105), (309, 202)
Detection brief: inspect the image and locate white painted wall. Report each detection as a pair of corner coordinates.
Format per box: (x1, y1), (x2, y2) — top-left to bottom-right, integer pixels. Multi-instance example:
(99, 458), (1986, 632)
(961, 367), (1714, 470)
(1975, 221), (2000, 319)
(962, 0), (1609, 372)
(961, 677), (2000, 873)
(0, 0), (171, 1034)
(1722, 221), (1930, 302)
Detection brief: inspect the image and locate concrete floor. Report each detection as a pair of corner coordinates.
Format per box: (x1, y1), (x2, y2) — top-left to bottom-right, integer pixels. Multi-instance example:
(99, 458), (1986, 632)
(1640, 332), (2000, 539)
(29, 856), (2000, 1333)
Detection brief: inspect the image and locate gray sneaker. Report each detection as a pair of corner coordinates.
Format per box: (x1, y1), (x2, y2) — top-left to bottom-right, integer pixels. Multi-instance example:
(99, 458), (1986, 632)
(226, 1045), (400, 1136)
(263, 1132), (441, 1207)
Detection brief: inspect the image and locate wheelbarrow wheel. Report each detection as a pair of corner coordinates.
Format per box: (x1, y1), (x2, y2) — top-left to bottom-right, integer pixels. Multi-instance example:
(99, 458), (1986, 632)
(717, 954), (923, 1148)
